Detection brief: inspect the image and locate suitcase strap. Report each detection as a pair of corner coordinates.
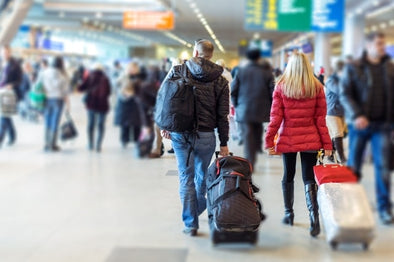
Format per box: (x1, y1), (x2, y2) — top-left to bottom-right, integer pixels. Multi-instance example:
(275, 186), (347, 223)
(211, 176), (255, 208)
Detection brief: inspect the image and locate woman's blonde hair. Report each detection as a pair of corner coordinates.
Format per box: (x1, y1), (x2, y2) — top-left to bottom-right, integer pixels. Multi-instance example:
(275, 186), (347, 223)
(277, 52), (321, 99)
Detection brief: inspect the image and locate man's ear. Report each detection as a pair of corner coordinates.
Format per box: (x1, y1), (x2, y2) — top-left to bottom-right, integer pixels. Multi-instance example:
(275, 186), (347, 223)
(193, 49), (199, 58)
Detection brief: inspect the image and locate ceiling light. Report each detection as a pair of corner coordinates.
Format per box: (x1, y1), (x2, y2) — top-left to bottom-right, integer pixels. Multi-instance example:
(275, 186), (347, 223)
(96, 12), (102, 19)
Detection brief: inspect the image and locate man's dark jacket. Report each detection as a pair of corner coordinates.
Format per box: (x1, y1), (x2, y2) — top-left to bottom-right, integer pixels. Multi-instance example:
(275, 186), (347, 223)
(339, 53), (394, 125)
(230, 61), (274, 123)
(163, 57), (229, 146)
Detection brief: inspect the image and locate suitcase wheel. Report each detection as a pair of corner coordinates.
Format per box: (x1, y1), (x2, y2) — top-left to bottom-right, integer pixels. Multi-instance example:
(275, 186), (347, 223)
(362, 243), (369, 251)
(330, 241), (338, 250)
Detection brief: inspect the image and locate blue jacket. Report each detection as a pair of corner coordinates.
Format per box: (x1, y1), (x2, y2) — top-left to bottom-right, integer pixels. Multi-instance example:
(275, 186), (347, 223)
(325, 73), (344, 117)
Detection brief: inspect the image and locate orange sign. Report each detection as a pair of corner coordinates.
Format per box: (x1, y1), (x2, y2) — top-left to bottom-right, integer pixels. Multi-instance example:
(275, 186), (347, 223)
(123, 11), (174, 30)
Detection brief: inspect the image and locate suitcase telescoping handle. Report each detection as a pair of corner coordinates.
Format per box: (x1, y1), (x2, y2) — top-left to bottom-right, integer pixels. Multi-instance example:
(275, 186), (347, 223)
(317, 149), (340, 166)
(215, 151), (233, 158)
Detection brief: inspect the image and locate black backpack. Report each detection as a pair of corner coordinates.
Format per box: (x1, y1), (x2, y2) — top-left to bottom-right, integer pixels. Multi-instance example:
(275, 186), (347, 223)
(154, 64), (197, 132)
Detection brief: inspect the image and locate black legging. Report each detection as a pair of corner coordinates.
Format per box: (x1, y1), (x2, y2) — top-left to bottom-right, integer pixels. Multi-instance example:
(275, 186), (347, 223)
(282, 152), (317, 185)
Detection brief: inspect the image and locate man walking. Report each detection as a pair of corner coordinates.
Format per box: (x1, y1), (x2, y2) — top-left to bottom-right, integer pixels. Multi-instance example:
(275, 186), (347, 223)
(231, 49), (274, 169)
(160, 39), (229, 236)
(0, 45), (22, 147)
(340, 32), (394, 225)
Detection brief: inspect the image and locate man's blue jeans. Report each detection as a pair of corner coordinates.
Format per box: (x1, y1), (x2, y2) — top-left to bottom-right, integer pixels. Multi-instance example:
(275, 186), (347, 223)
(347, 123), (392, 213)
(171, 132), (216, 230)
(0, 116), (16, 145)
(44, 99), (64, 133)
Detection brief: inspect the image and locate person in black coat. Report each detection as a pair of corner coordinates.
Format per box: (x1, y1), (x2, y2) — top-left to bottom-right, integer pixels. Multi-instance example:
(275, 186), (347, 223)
(231, 49), (274, 169)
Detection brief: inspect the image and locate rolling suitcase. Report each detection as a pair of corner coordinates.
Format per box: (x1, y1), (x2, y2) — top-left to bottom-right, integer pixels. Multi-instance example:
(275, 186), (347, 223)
(318, 183), (375, 250)
(206, 152), (265, 245)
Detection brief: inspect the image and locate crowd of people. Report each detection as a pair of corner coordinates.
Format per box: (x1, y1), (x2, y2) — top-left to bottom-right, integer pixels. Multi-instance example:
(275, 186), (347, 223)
(0, 31), (392, 239)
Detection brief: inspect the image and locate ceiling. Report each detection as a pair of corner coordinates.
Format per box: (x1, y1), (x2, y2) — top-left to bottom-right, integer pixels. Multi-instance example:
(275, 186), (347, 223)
(21, 0), (394, 55)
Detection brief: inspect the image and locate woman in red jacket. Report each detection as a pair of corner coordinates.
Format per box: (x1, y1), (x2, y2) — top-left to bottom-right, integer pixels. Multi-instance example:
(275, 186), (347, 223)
(265, 52), (332, 237)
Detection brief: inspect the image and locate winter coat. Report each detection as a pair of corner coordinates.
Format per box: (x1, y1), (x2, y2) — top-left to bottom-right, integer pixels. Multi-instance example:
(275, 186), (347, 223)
(114, 92), (142, 127)
(0, 57), (22, 89)
(231, 61), (274, 123)
(325, 73), (344, 117)
(78, 69), (111, 113)
(265, 83), (332, 153)
(184, 57), (229, 146)
(114, 76), (142, 127)
(339, 53), (394, 124)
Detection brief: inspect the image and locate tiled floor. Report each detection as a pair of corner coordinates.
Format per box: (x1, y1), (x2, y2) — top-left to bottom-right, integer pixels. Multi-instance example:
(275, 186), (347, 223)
(0, 94), (393, 262)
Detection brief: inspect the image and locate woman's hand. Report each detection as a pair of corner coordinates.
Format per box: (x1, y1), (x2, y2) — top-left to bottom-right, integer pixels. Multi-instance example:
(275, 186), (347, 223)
(324, 150), (333, 156)
(267, 147), (276, 155)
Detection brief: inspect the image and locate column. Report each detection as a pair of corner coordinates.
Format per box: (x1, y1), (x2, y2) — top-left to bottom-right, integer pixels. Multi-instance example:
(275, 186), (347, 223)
(342, 15), (365, 58)
(280, 49), (285, 71)
(314, 32), (331, 76)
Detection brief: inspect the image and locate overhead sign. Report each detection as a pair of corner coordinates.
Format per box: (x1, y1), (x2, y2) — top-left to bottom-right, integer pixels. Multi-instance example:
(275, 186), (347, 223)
(249, 39), (273, 57)
(245, 0), (344, 32)
(311, 0), (345, 32)
(278, 0), (311, 31)
(123, 11), (174, 30)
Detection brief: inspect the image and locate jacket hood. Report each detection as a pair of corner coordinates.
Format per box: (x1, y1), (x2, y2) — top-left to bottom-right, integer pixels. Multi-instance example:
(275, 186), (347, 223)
(185, 57), (223, 82)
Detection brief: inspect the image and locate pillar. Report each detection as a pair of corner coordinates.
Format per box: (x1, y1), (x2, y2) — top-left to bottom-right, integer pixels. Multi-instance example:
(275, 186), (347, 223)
(342, 15), (365, 58)
(314, 32), (331, 76)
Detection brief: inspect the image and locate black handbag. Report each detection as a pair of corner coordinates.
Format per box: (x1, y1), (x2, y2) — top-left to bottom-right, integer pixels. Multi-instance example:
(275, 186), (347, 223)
(61, 112), (78, 141)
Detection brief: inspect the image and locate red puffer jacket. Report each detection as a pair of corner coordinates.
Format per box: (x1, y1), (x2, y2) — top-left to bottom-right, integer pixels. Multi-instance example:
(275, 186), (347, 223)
(265, 83), (332, 153)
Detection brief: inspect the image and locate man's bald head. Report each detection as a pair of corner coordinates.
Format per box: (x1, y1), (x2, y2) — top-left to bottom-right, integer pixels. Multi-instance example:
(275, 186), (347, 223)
(193, 39), (214, 60)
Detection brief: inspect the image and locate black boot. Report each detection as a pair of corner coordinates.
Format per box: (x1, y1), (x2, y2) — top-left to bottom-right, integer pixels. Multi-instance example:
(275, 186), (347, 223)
(51, 131), (61, 152)
(333, 137), (347, 164)
(305, 183), (320, 237)
(282, 182), (294, 226)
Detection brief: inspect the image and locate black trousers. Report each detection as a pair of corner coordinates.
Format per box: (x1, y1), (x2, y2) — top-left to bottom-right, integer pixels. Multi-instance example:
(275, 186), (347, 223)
(282, 152), (317, 185)
(241, 122), (263, 169)
(120, 125), (141, 144)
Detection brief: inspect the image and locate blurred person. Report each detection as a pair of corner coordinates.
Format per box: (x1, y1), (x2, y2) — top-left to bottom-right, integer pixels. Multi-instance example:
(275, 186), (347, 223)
(273, 68), (283, 81)
(265, 52), (332, 237)
(40, 56), (70, 152)
(78, 63), (111, 152)
(345, 55), (354, 65)
(0, 45), (22, 147)
(317, 66), (325, 85)
(111, 60), (123, 91)
(160, 39), (229, 236)
(325, 60), (347, 163)
(340, 32), (394, 225)
(216, 59), (232, 86)
(18, 61), (33, 101)
(70, 64), (86, 91)
(114, 62), (142, 148)
(133, 65), (162, 158)
(231, 49), (274, 169)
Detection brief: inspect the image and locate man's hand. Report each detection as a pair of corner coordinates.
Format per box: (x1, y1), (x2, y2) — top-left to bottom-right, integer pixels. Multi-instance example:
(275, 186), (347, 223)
(161, 130), (171, 140)
(354, 116), (369, 130)
(219, 146), (230, 156)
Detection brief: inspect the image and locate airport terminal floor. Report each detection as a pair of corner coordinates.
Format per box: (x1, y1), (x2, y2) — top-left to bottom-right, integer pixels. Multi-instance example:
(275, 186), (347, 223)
(0, 94), (393, 262)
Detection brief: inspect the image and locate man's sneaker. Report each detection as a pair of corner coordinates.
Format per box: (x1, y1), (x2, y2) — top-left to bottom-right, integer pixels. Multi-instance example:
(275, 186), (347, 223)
(183, 228), (197, 236)
(167, 148), (174, 154)
(379, 210), (393, 225)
